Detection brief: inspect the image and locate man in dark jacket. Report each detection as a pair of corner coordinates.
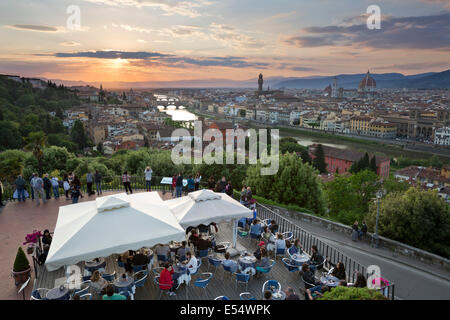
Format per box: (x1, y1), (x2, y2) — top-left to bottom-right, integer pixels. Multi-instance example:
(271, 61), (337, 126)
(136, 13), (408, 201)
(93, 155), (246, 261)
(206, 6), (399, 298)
(359, 221), (368, 240)
(94, 170), (102, 196)
(132, 249), (150, 269)
(175, 173), (183, 198)
(43, 174), (52, 200)
(310, 245), (324, 272)
(219, 176), (227, 193)
(15, 175), (26, 202)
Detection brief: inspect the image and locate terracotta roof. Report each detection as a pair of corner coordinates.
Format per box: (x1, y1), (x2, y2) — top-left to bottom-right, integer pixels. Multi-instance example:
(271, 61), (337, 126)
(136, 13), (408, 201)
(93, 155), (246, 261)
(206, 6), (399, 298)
(309, 144), (389, 165)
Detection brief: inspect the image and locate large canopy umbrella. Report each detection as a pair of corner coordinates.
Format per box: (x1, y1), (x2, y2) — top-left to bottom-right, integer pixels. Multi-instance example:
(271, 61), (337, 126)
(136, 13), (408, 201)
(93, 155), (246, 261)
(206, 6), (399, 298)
(165, 189), (253, 248)
(45, 192), (185, 272)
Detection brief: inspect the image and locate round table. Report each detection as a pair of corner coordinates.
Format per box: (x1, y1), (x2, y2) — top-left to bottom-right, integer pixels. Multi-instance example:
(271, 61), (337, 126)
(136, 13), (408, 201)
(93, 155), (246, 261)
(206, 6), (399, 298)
(320, 275), (340, 287)
(46, 286), (70, 300)
(114, 277), (135, 292)
(238, 256), (257, 276)
(271, 290), (286, 300)
(85, 258), (106, 272)
(290, 253), (310, 266)
(173, 264), (191, 285)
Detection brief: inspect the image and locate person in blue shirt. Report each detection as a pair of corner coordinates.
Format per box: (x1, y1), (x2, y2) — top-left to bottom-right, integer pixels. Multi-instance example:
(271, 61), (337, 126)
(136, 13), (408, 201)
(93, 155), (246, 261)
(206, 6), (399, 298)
(187, 176), (195, 193)
(250, 219), (262, 236)
(221, 252), (238, 273)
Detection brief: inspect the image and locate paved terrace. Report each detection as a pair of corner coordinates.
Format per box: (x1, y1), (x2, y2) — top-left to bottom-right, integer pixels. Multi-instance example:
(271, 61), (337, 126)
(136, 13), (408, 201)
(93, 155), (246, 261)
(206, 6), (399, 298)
(1, 190), (449, 300)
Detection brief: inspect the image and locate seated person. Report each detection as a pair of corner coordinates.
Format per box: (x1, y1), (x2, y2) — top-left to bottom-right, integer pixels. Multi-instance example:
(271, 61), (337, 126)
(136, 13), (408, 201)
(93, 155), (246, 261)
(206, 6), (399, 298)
(132, 248), (150, 268)
(263, 290), (272, 300)
(118, 251), (133, 273)
(253, 241), (265, 260)
(185, 252), (199, 275)
(221, 252), (238, 273)
(249, 219), (262, 236)
(155, 244), (171, 261)
(301, 264), (321, 288)
(306, 285), (329, 300)
(274, 233), (286, 251)
(261, 226), (272, 243)
(309, 245), (324, 272)
(269, 220), (278, 233)
(338, 280), (348, 287)
(102, 284), (126, 300)
(285, 287), (301, 300)
(188, 229), (200, 247)
(176, 241), (190, 261)
(326, 260), (347, 280)
(90, 270), (109, 295)
(255, 250), (270, 277)
(159, 263), (177, 296)
(289, 239), (303, 255)
(42, 229), (52, 252)
(196, 237), (211, 252)
(351, 273), (367, 288)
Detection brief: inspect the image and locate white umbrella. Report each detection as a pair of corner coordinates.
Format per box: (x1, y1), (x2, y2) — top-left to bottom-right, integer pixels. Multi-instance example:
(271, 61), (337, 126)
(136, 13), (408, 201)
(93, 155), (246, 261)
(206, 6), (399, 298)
(45, 192), (185, 271)
(165, 189), (253, 248)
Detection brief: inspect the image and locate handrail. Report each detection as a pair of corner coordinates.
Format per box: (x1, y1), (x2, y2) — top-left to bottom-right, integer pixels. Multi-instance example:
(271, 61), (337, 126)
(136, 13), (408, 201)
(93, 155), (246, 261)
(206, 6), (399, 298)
(255, 203), (396, 300)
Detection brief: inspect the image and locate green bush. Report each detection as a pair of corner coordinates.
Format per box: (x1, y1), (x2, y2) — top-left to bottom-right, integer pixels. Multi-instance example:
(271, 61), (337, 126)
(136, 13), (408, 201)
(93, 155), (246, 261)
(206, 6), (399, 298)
(13, 247), (30, 272)
(318, 286), (388, 300)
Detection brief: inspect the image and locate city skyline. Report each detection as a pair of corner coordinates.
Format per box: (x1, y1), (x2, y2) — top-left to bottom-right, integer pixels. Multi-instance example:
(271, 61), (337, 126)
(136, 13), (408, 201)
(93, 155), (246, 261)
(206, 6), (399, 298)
(0, 0), (449, 84)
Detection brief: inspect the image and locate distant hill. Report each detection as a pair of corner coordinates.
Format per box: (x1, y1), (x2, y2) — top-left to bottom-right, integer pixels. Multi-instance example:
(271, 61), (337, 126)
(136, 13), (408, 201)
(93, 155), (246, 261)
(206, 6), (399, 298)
(273, 70), (450, 89)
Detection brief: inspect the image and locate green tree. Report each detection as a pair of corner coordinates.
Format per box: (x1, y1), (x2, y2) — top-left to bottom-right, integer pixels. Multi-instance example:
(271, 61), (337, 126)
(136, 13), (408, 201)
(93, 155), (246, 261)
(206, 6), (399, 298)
(71, 120), (89, 150)
(366, 187), (450, 258)
(245, 153), (326, 215)
(24, 131), (47, 175)
(312, 144), (327, 174)
(429, 155), (443, 169)
(370, 155), (377, 173)
(0, 121), (22, 151)
(0, 149), (28, 182)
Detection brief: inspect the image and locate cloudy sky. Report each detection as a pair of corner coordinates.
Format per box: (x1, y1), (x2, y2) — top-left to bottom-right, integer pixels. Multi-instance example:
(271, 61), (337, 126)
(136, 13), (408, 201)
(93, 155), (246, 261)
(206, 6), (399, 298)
(0, 0), (449, 84)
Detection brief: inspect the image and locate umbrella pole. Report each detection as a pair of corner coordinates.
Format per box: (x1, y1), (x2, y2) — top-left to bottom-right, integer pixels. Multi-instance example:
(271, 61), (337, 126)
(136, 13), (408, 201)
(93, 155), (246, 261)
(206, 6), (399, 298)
(232, 219), (237, 248)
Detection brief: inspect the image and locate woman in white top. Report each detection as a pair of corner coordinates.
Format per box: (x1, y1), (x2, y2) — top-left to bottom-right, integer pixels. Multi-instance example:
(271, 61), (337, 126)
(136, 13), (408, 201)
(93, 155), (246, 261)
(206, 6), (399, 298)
(90, 270), (109, 295)
(185, 252), (198, 275)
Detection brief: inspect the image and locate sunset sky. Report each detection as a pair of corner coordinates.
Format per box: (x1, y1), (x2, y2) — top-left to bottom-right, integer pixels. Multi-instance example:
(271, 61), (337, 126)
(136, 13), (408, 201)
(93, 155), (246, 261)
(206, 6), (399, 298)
(0, 0), (449, 85)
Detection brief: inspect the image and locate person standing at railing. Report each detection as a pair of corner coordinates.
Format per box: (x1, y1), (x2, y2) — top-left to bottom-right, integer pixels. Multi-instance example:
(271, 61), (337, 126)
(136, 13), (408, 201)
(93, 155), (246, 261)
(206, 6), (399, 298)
(194, 172), (201, 191)
(28, 174), (35, 201)
(43, 174), (52, 200)
(187, 176), (195, 193)
(144, 166), (153, 192)
(122, 171), (133, 194)
(175, 173), (183, 198)
(86, 171), (94, 196)
(94, 170), (102, 196)
(171, 175), (177, 197)
(31, 173), (46, 206)
(14, 175), (26, 202)
(51, 176), (60, 199)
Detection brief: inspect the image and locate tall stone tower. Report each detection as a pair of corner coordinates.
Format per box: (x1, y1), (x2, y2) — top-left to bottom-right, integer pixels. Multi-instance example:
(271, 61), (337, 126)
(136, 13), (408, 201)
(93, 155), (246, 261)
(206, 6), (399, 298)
(258, 73), (263, 92)
(331, 77), (338, 98)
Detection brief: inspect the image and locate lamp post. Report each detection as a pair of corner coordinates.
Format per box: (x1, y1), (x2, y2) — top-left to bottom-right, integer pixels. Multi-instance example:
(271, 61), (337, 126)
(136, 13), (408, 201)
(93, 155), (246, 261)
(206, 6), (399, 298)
(373, 190), (383, 248)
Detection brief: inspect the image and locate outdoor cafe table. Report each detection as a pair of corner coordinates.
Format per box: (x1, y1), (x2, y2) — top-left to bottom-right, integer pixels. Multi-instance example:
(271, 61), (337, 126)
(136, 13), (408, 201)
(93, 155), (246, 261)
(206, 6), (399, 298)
(173, 264), (191, 285)
(46, 286), (70, 300)
(271, 290), (286, 300)
(320, 275), (340, 287)
(290, 253), (310, 266)
(84, 257), (106, 273)
(238, 256), (257, 276)
(114, 277), (135, 293)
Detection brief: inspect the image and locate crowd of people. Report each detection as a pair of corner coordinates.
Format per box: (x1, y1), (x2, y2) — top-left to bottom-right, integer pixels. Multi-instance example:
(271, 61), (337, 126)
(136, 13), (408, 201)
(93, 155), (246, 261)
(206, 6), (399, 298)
(352, 221), (368, 241)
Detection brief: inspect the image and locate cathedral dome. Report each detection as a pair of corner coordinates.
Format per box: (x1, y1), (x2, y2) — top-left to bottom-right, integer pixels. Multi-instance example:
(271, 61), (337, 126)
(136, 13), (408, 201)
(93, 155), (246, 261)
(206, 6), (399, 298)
(358, 70), (376, 91)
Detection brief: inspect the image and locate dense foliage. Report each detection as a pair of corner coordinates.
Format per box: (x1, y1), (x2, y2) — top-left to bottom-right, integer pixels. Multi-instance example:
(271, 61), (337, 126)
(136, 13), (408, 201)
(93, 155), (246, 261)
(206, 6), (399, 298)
(0, 75), (81, 152)
(318, 286), (388, 300)
(366, 187), (450, 258)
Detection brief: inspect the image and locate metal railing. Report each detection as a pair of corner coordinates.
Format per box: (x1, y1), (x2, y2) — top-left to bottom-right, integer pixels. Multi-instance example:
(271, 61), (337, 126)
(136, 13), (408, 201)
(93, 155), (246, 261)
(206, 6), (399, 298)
(1, 176), (208, 201)
(255, 203), (395, 300)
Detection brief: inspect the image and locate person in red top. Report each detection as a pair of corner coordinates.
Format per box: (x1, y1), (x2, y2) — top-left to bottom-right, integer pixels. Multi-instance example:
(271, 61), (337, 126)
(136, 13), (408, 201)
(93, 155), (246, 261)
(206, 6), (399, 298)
(172, 175), (177, 197)
(159, 263), (177, 296)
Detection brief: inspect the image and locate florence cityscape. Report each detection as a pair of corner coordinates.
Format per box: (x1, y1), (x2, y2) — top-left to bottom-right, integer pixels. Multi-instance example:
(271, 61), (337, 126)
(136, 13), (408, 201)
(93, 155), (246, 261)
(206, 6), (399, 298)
(0, 0), (449, 306)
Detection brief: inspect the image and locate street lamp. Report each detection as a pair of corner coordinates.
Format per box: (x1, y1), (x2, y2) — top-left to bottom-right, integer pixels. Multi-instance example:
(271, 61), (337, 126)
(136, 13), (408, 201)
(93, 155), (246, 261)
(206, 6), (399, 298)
(373, 190), (384, 248)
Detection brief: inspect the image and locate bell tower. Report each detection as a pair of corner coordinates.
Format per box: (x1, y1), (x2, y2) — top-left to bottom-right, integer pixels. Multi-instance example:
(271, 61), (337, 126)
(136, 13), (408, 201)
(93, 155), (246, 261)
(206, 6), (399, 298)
(258, 73), (263, 92)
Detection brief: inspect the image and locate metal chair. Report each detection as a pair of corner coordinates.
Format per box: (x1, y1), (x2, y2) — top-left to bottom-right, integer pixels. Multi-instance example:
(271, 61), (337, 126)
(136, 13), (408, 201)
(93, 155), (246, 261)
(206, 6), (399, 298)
(240, 292), (256, 300)
(262, 280), (281, 294)
(282, 231), (293, 241)
(282, 258), (300, 273)
(73, 280), (91, 297)
(134, 272), (148, 288)
(275, 246), (286, 260)
(101, 271), (116, 281)
(197, 249), (209, 263)
(222, 264), (235, 280)
(118, 290), (132, 300)
(255, 259), (275, 279)
(82, 275), (92, 282)
(79, 293), (93, 300)
(117, 259), (125, 268)
(214, 295), (229, 300)
(193, 273), (213, 296)
(207, 256), (222, 274)
(302, 277), (317, 290)
(157, 254), (168, 266)
(132, 264), (146, 273)
(235, 273), (250, 291)
(30, 288), (50, 300)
